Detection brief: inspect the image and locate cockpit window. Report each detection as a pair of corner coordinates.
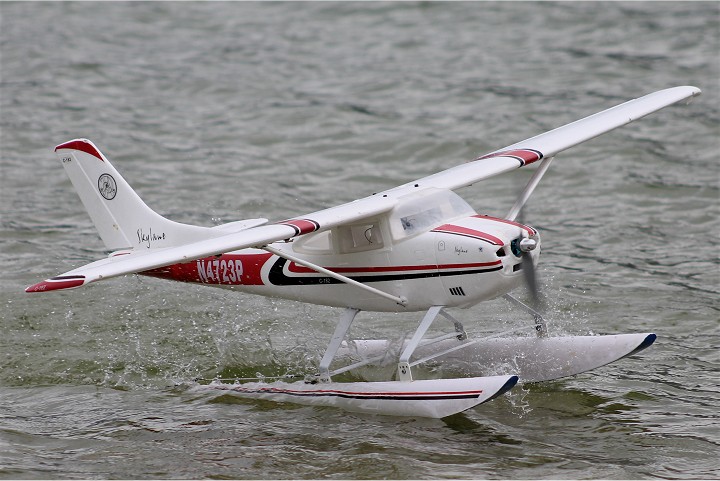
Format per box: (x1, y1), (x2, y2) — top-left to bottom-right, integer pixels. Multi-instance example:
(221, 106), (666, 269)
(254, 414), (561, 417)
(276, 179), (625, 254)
(391, 188), (476, 240)
(400, 206), (443, 235)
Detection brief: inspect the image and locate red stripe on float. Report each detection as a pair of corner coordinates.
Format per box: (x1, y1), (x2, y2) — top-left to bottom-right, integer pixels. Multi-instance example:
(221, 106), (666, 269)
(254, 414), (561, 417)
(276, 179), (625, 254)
(219, 384), (484, 398)
(254, 388), (484, 397)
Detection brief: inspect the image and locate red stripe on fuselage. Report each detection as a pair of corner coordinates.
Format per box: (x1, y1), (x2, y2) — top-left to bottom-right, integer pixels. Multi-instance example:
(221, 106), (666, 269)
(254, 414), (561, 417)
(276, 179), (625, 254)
(473, 215), (537, 236)
(432, 224), (504, 246)
(142, 252), (504, 286)
(287, 261), (501, 275)
(142, 253), (272, 285)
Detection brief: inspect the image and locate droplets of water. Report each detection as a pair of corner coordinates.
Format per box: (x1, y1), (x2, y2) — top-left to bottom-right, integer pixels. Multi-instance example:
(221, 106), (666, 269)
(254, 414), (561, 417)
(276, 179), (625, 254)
(504, 382), (534, 418)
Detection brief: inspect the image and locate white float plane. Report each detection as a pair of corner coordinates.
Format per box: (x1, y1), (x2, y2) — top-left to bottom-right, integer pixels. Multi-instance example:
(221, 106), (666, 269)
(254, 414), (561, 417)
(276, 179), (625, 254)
(27, 86), (700, 418)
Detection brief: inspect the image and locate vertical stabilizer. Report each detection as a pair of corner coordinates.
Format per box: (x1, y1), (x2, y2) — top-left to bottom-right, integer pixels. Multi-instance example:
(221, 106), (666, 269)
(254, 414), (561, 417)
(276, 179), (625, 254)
(55, 139), (213, 251)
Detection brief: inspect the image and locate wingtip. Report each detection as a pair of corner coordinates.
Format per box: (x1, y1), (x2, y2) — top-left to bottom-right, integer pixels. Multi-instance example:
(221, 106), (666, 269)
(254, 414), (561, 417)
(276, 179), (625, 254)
(25, 275), (86, 293)
(671, 85), (701, 102)
(675, 85), (702, 100)
(688, 86), (702, 103)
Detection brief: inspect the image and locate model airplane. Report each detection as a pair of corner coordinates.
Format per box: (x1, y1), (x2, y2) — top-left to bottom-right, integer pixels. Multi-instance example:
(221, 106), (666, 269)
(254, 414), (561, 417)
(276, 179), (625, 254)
(27, 86), (700, 418)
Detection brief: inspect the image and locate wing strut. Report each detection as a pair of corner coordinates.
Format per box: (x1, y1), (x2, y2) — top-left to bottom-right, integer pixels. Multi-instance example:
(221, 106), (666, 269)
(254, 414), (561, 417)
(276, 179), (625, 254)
(261, 245), (408, 306)
(505, 156), (555, 221)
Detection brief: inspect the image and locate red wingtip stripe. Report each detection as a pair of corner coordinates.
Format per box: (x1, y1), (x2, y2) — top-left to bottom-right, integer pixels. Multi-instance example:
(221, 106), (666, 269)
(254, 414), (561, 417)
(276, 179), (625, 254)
(25, 276), (86, 293)
(278, 219), (320, 236)
(55, 139), (104, 161)
(476, 148), (543, 166)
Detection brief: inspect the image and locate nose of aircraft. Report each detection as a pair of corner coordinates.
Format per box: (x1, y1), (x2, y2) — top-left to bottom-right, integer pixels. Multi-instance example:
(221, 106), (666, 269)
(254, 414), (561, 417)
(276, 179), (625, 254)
(431, 214), (541, 275)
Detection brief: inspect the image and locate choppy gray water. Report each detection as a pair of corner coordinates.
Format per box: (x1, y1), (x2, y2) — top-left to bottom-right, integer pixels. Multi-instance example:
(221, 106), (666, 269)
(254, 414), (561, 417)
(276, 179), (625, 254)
(1, 2), (719, 479)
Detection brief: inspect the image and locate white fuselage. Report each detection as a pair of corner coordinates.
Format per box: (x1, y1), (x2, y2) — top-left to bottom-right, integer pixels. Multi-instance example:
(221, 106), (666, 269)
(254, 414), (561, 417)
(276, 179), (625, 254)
(144, 205), (540, 312)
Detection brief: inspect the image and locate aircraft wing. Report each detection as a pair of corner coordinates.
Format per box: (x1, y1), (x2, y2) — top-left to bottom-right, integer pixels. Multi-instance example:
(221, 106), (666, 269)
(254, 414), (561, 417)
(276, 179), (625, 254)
(391, 85), (701, 192)
(27, 86), (699, 293)
(26, 195), (397, 292)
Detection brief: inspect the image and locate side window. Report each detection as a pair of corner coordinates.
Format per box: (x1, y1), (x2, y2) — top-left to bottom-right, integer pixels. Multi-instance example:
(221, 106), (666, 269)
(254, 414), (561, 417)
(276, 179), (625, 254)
(293, 230), (334, 254)
(338, 221), (384, 253)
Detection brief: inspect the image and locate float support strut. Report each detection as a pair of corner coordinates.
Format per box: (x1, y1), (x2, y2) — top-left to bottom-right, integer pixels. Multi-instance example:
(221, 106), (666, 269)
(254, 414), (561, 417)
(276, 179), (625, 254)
(503, 293), (548, 337)
(318, 308), (360, 383)
(398, 305), (444, 381)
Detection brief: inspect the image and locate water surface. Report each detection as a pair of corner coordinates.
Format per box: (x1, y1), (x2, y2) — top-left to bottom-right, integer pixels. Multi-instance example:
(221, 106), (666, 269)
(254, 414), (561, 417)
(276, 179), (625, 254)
(1, 2), (718, 479)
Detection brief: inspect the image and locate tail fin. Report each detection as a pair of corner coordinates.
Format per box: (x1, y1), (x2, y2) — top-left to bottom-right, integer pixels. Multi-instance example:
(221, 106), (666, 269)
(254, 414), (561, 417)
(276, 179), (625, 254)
(55, 139), (213, 251)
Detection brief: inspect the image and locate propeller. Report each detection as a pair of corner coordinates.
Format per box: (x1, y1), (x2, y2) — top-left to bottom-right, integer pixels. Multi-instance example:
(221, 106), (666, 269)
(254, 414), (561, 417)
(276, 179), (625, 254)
(507, 157), (554, 337)
(517, 211), (546, 330)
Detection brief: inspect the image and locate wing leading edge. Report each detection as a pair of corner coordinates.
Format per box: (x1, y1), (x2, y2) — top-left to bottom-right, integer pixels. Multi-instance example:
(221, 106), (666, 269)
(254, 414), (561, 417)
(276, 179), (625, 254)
(26, 86), (700, 293)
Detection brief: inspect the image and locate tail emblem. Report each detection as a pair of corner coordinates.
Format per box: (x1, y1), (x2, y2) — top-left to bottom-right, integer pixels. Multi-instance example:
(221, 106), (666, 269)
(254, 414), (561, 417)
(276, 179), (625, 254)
(98, 174), (117, 200)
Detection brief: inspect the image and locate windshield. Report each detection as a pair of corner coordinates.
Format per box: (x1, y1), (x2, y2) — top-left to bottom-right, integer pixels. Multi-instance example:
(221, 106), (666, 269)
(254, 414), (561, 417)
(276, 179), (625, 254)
(390, 188), (475, 239)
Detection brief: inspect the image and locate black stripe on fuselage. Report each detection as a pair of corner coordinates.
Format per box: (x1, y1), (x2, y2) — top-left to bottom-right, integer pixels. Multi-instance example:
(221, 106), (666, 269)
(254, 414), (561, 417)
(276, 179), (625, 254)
(267, 258), (502, 286)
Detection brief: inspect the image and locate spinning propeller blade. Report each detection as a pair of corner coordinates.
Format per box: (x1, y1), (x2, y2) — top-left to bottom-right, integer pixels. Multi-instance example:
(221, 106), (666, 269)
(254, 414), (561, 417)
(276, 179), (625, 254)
(515, 185), (547, 336)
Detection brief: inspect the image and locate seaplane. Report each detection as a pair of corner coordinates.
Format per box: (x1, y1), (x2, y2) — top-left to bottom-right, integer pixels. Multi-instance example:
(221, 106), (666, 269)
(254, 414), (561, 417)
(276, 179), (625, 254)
(26, 86), (700, 418)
